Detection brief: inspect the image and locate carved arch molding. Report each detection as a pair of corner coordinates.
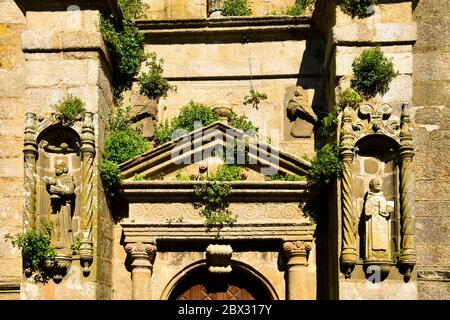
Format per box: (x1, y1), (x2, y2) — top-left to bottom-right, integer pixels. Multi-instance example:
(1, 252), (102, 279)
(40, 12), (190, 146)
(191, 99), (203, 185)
(23, 112), (96, 283)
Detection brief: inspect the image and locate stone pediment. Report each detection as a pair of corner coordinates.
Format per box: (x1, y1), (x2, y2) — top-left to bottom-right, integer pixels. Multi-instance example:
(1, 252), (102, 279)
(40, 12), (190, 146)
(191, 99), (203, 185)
(119, 121), (312, 182)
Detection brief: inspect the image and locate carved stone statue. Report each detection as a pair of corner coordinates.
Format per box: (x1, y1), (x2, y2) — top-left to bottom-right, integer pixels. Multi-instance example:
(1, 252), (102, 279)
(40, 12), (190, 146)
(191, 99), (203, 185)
(44, 159), (75, 252)
(364, 177), (394, 262)
(286, 88), (318, 138)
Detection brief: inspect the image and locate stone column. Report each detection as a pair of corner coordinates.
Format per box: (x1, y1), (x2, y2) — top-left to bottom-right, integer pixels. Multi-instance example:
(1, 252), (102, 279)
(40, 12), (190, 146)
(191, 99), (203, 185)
(125, 242), (157, 300)
(399, 103), (416, 280)
(340, 106), (357, 278)
(283, 240), (313, 300)
(79, 112), (95, 276)
(23, 112), (38, 231)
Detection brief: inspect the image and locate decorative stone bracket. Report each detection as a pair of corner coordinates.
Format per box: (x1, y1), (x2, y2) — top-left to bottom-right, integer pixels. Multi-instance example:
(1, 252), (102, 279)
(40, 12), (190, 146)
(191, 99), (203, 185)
(339, 103), (416, 281)
(206, 244), (233, 274)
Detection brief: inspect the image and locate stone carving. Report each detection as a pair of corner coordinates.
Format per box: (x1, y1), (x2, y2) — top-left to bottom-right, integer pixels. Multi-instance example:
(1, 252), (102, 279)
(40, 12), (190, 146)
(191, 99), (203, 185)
(364, 177), (394, 262)
(352, 103), (400, 140)
(125, 242), (157, 300)
(208, 0), (223, 17)
(23, 112), (38, 231)
(286, 88), (317, 138)
(340, 106), (357, 278)
(44, 159), (75, 253)
(283, 240), (312, 261)
(79, 112), (95, 276)
(130, 96), (158, 141)
(206, 244), (233, 273)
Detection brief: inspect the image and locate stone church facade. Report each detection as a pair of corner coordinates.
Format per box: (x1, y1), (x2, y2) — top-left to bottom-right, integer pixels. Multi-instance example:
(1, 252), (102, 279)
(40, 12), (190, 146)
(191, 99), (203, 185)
(0, 0), (448, 300)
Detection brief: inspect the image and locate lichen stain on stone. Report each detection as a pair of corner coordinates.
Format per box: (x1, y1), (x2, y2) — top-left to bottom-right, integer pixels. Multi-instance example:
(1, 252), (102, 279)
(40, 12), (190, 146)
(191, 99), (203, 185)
(0, 24), (16, 71)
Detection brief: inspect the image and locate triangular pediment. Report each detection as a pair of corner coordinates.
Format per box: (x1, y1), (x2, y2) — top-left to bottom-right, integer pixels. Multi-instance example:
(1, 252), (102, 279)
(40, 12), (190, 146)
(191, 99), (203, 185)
(119, 121), (311, 181)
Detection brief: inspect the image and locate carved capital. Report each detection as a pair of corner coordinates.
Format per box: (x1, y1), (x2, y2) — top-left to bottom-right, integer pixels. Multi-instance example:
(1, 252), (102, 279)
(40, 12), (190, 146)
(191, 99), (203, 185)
(283, 240), (312, 266)
(125, 242), (157, 270)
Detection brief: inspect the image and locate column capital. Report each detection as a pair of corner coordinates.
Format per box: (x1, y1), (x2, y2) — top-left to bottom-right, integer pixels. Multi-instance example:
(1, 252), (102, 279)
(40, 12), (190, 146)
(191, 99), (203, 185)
(283, 240), (312, 265)
(125, 242), (157, 256)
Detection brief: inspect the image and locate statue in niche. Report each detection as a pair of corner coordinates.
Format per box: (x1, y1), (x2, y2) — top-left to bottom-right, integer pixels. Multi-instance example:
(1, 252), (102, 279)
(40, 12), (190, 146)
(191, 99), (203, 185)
(44, 159), (75, 252)
(364, 177), (394, 262)
(286, 88), (318, 138)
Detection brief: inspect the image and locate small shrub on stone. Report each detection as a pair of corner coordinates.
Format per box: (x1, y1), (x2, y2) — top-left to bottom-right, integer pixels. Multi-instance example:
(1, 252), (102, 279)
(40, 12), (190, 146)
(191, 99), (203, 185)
(221, 0), (252, 16)
(339, 0), (377, 18)
(51, 94), (86, 123)
(351, 46), (398, 98)
(285, 0), (315, 16)
(243, 89), (267, 110)
(138, 53), (176, 100)
(338, 88), (363, 109)
(267, 173), (306, 181)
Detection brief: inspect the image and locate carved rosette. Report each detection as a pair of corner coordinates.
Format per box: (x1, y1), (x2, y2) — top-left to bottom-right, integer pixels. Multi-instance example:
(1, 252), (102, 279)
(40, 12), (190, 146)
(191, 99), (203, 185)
(125, 242), (157, 271)
(283, 240), (312, 266)
(399, 103), (416, 281)
(352, 104), (400, 139)
(340, 107), (358, 278)
(206, 244), (233, 274)
(23, 112), (38, 232)
(80, 112), (95, 276)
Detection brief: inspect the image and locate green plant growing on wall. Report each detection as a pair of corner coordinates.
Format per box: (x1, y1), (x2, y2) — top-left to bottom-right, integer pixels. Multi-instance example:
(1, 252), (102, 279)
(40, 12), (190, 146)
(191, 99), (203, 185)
(5, 222), (55, 284)
(267, 173), (306, 181)
(193, 165), (243, 227)
(51, 94), (86, 124)
(100, 107), (151, 195)
(119, 0), (149, 19)
(339, 0), (377, 18)
(285, 0), (316, 16)
(70, 237), (81, 255)
(132, 173), (146, 181)
(351, 46), (398, 98)
(154, 101), (258, 145)
(243, 89), (268, 110)
(338, 88), (363, 109)
(100, 17), (146, 99)
(222, 0), (252, 16)
(138, 52), (177, 100)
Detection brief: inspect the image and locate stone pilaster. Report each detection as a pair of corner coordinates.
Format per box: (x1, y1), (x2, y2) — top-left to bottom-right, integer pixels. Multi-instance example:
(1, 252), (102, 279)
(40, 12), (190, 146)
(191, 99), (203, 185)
(283, 240), (313, 300)
(125, 242), (157, 300)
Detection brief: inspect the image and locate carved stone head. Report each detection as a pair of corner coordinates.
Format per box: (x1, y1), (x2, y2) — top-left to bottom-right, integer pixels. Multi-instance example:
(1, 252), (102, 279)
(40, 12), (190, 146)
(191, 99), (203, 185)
(369, 177), (383, 193)
(55, 159), (69, 176)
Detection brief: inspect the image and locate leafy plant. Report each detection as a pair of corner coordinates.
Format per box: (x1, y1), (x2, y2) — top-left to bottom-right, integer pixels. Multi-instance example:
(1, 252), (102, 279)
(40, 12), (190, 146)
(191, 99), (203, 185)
(119, 0), (149, 19)
(154, 101), (258, 145)
(319, 107), (339, 139)
(138, 52), (176, 100)
(133, 173), (146, 181)
(267, 173), (306, 181)
(100, 17), (146, 99)
(338, 88), (363, 109)
(285, 0), (315, 16)
(392, 250), (403, 263)
(70, 237), (81, 255)
(194, 165), (244, 227)
(100, 159), (122, 194)
(307, 143), (343, 190)
(221, 0), (252, 16)
(51, 94), (86, 123)
(351, 46), (398, 98)
(243, 89), (268, 110)
(6, 223), (55, 283)
(339, 0), (377, 18)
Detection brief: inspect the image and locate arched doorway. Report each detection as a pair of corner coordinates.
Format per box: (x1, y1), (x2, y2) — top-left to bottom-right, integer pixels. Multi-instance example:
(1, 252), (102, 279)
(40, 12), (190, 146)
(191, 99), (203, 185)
(169, 266), (273, 300)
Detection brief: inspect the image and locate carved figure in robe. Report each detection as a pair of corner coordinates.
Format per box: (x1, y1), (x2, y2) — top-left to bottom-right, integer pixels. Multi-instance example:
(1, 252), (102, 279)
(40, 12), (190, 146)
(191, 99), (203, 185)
(44, 159), (75, 251)
(286, 89), (318, 138)
(364, 177), (394, 261)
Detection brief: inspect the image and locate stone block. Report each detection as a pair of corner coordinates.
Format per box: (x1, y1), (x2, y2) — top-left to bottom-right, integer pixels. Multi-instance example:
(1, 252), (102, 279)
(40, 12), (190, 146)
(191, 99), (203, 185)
(416, 217), (450, 245)
(67, 86), (99, 111)
(414, 52), (450, 81)
(25, 60), (87, 87)
(417, 244), (450, 269)
(333, 23), (417, 44)
(25, 87), (65, 114)
(0, 97), (24, 119)
(418, 280), (450, 300)
(0, 69), (24, 97)
(0, 177), (22, 197)
(379, 3), (412, 23)
(414, 180), (450, 202)
(335, 45), (413, 77)
(0, 158), (23, 178)
(415, 200), (450, 218)
(0, 136), (22, 158)
(413, 80), (450, 107)
(0, 0), (25, 24)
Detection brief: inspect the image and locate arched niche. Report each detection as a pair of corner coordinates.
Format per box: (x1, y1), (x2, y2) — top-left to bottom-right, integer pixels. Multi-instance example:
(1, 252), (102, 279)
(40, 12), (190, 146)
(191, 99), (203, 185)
(35, 125), (81, 249)
(162, 260), (278, 300)
(354, 134), (401, 277)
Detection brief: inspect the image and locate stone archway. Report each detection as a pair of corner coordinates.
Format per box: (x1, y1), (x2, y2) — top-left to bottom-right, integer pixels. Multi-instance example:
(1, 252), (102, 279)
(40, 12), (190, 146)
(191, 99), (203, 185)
(168, 265), (273, 301)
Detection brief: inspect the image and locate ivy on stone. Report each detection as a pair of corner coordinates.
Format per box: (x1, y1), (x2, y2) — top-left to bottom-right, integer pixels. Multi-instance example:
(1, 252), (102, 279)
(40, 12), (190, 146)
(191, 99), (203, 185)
(339, 0), (377, 18)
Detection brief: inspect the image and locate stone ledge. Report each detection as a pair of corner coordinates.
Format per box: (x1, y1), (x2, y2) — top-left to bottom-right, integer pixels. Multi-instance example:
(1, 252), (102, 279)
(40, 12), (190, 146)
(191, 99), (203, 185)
(333, 22), (417, 45)
(417, 270), (450, 282)
(122, 223), (315, 243)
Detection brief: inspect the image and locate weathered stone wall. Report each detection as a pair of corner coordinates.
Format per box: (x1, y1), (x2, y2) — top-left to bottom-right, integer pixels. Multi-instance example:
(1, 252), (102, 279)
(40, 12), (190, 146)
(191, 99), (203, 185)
(0, 0), (26, 300)
(412, 0), (450, 300)
(143, 0), (298, 19)
(0, 1), (115, 299)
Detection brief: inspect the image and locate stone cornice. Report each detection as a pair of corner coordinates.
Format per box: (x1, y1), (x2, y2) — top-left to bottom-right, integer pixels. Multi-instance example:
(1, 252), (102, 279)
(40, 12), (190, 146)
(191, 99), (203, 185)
(120, 180), (310, 202)
(136, 16), (317, 42)
(121, 223), (315, 243)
